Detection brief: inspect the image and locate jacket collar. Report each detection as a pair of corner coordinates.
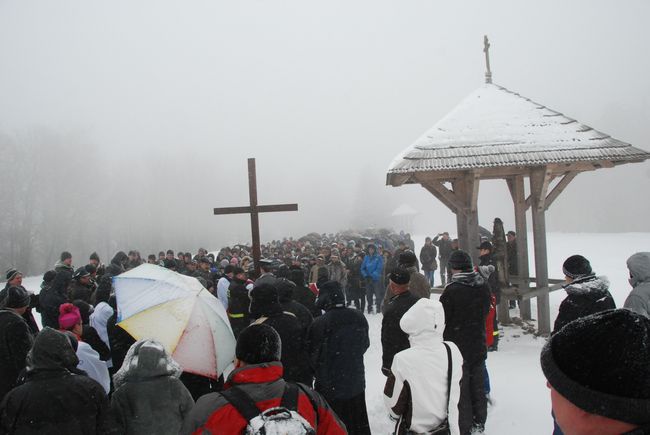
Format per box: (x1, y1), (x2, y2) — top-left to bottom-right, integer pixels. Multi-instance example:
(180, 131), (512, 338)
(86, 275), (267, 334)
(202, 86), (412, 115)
(226, 361), (283, 388)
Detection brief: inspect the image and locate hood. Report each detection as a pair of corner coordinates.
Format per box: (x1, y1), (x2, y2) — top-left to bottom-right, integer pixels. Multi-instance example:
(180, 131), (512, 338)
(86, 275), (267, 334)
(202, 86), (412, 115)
(111, 251), (129, 267)
(113, 339), (182, 389)
(26, 327), (79, 372)
(315, 281), (345, 311)
(449, 270), (485, 288)
(54, 260), (73, 271)
(275, 278), (296, 303)
(400, 298), (445, 346)
(627, 252), (650, 287)
(564, 275), (610, 296)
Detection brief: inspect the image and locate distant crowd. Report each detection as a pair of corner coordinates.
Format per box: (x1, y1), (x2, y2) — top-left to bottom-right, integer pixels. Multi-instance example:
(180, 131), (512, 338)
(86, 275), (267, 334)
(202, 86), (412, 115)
(1, 228), (649, 435)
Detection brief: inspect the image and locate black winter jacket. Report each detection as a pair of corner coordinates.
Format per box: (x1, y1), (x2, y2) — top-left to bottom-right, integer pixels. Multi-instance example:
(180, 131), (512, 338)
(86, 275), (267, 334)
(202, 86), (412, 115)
(0, 327), (115, 435)
(381, 291), (420, 373)
(553, 275), (616, 334)
(0, 310), (33, 402)
(309, 306), (369, 400)
(440, 271), (491, 364)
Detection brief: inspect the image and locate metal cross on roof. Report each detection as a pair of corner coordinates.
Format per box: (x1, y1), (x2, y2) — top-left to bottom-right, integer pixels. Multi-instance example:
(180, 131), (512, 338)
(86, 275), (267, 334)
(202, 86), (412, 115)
(484, 35), (492, 84)
(213, 158), (298, 278)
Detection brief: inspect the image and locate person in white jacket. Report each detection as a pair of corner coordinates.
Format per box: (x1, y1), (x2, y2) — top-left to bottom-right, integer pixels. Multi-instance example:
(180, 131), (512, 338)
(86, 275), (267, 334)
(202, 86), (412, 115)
(384, 298), (463, 435)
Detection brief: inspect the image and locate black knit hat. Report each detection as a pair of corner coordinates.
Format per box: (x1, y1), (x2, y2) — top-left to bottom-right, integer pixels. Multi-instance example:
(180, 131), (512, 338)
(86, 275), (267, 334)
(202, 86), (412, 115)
(562, 255), (593, 279)
(73, 267), (90, 280)
(5, 268), (20, 282)
(448, 250), (473, 272)
(316, 280), (345, 310)
(389, 267), (411, 285)
(89, 252), (100, 262)
(236, 323), (282, 364)
(398, 251), (418, 267)
(2, 286), (30, 309)
(60, 251), (72, 261)
(249, 284), (282, 317)
(541, 309), (650, 425)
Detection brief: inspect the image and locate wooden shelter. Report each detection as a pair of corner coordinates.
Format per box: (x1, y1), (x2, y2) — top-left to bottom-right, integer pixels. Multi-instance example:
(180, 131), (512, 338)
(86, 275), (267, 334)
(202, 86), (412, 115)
(386, 38), (650, 334)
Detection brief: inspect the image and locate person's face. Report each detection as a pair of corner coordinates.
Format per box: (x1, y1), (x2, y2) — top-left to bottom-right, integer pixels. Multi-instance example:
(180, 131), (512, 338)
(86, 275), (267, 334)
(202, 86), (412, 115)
(9, 274), (22, 287)
(64, 257), (72, 266)
(443, 234), (450, 241)
(129, 253), (136, 261)
(148, 258), (156, 264)
(425, 239), (432, 245)
(480, 249), (490, 257)
(200, 262), (209, 271)
(331, 256), (340, 263)
(166, 253), (174, 260)
(235, 272), (247, 281)
(507, 234), (515, 242)
(549, 384), (590, 435)
(89, 259), (98, 267)
(80, 276), (91, 285)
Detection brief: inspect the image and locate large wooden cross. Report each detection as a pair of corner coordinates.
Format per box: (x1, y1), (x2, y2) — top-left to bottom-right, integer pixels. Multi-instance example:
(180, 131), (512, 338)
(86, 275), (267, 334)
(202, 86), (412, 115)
(213, 158), (298, 277)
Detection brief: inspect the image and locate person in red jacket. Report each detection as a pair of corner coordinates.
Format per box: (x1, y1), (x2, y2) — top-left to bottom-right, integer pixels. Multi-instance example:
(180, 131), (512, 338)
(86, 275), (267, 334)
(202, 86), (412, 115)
(180, 323), (347, 435)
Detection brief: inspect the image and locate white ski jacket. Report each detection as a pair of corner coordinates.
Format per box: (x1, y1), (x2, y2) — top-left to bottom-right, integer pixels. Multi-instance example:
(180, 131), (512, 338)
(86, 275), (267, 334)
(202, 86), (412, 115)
(384, 298), (463, 435)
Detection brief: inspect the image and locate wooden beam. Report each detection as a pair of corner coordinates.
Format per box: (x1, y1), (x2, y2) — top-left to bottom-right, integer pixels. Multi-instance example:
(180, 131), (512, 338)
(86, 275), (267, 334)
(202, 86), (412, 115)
(544, 172), (578, 210)
(469, 172), (480, 213)
(417, 176), (467, 215)
(530, 166), (552, 335)
(508, 175), (532, 320)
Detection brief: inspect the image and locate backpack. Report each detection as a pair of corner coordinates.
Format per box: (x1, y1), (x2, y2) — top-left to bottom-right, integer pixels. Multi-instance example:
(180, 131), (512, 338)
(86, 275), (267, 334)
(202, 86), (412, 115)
(221, 382), (317, 435)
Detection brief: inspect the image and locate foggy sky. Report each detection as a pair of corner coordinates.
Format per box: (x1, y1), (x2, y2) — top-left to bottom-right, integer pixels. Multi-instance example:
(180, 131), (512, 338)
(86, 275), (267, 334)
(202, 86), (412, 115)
(1, 0), (649, 256)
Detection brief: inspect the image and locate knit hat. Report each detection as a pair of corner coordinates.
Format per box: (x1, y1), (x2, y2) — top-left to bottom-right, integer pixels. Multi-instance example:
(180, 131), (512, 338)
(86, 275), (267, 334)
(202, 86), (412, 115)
(389, 267), (411, 285)
(562, 255), (593, 279)
(249, 284), (282, 317)
(89, 252), (100, 262)
(236, 323), (282, 364)
(60, 251), (72, 261)
(448, 250), (473, 271)
(73, 266), (90, 280)
(398, 251), (418, 267)
(2, 286), (30, 309)
(477, 241), (493, 251)
(275, 278), (296, 303)
(5, 268), (20, 282)
(316, 280), (345, 310)
(541, 309), (650, 425)
(58, 303), (82, 330)
(42, 270), (57, 284)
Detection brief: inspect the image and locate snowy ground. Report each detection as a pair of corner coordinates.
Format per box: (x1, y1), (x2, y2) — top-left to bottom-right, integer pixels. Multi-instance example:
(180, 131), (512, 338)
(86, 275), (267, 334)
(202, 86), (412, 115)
(19, 232), (650, 434)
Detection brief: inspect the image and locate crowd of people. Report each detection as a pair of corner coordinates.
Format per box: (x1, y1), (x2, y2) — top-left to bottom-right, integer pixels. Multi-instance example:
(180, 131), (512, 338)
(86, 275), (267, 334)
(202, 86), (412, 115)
(0, 228), (649, 435)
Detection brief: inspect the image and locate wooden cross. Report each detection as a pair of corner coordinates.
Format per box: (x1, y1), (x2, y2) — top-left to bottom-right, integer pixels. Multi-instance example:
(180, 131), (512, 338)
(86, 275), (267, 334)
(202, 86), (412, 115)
(483, 35), (492, 84)
(213, 158), (298, 278)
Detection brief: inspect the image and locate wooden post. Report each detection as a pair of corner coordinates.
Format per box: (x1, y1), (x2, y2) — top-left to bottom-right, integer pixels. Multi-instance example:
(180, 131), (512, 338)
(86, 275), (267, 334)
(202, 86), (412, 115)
(466, 173), (481, 266)
(452, 178), (469, 253)
(530, 167), (552, 335)
(507, 175), (532, 320)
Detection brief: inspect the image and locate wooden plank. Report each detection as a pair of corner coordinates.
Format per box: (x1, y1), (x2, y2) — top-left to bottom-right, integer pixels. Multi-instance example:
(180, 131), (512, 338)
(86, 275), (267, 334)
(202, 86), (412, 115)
(509, 175), (532, 320)
(530, 166), (552, 335)
(257, 204), (299, 213)
(544, 172), (578, 210)
(465, 175), (480, 265)
(418, 177), (465, 215)
(213, 206), (253, 215)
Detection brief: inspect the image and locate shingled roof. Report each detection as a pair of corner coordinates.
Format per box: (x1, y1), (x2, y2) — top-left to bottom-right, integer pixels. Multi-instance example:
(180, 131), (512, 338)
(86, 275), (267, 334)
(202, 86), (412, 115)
(387, 83), (650, 183)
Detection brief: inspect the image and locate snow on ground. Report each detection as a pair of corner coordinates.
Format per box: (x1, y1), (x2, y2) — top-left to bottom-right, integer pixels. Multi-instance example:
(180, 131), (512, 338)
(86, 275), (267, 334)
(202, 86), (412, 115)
(18, 232), (650, 434)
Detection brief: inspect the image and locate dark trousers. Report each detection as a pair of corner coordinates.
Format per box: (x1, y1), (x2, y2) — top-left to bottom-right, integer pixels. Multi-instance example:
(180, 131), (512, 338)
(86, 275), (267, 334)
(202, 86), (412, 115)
(439, 258), (449, 286)
(459, 360), (487, 434)
(366, 279), (384, 312)
(326, 391), (371, 435)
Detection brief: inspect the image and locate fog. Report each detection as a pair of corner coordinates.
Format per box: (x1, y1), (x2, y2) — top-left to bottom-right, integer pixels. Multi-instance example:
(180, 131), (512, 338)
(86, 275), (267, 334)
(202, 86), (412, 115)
(1, 0), (649, 273)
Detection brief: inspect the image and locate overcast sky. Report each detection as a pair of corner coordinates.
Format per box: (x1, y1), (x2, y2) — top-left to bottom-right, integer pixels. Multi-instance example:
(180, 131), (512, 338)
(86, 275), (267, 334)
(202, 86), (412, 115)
(1, 0), (648, 249)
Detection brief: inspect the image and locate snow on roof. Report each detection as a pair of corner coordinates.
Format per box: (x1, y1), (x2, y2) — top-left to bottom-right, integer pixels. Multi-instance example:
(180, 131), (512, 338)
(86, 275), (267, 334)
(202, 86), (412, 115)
(388, 83), (650, 177)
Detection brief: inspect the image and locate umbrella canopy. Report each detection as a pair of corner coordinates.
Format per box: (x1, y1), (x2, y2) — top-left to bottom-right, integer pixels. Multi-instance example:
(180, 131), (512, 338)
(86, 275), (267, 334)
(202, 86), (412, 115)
(113, 264), (235, 379)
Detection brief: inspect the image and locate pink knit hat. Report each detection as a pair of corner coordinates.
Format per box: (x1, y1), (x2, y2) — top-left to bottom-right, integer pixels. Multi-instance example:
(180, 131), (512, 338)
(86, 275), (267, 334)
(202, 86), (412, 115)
(58, 303), (82, 330)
